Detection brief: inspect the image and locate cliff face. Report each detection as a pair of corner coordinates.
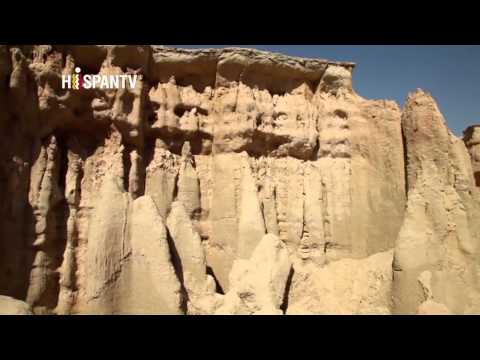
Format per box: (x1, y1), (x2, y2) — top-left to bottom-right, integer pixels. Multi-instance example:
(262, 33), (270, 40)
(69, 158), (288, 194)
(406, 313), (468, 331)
(0, 45), (478, 315)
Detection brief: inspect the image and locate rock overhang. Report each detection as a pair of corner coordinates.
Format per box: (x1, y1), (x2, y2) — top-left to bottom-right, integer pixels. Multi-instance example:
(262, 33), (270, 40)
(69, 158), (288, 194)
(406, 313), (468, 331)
(37, 45), (356, 95)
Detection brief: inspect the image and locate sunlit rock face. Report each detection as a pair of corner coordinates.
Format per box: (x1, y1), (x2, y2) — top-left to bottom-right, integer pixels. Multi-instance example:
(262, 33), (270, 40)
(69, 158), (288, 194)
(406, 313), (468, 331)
(0, 45), (478, 315)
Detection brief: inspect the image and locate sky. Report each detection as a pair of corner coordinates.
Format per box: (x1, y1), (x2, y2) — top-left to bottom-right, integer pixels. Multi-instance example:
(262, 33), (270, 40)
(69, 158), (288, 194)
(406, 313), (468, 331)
(171, 45), (480, 136)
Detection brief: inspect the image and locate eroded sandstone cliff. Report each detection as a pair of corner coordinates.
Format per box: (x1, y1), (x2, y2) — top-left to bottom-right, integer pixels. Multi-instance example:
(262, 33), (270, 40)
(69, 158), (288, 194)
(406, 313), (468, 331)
(0, 45), (478, 315)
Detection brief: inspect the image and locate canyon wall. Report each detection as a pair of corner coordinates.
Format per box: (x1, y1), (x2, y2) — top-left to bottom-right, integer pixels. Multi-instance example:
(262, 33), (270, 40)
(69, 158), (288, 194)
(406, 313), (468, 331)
(0, 45), (478, 314)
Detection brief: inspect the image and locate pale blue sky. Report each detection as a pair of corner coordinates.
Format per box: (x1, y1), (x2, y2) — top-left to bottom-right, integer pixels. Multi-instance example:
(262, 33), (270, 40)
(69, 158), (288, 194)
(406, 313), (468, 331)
(171, 45), (480, 136)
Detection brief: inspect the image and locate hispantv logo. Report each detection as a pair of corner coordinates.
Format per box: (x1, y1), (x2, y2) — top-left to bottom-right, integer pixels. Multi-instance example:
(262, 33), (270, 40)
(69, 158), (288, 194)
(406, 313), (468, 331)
(62, 67), (140, 90)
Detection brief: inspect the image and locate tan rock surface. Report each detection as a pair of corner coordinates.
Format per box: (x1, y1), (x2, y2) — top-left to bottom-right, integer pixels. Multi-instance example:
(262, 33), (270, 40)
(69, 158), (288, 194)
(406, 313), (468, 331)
(286, 250), (393, 315)
(215, 234), (292, 315)
(0, 46), (478, 315)
(464, 125), (480, 186)
(392, 90), (480, 315)
(0, 295), (33, 315)
(417, 300), (452, 315)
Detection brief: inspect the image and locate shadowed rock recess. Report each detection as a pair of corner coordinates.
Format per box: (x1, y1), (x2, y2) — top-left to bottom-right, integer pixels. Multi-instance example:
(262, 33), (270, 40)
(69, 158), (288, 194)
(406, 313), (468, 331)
(0, 45), (479, 315)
